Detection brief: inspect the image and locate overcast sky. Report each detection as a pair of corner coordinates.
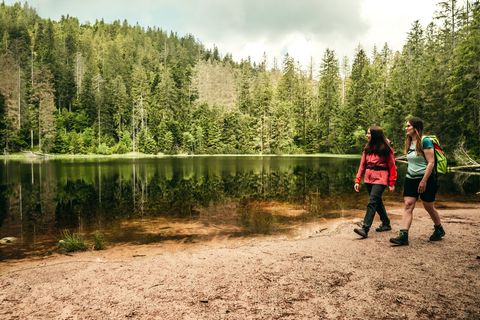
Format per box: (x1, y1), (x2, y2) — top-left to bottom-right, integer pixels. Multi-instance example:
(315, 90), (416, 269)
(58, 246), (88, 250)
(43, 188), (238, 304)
(5, 0), (441, 70)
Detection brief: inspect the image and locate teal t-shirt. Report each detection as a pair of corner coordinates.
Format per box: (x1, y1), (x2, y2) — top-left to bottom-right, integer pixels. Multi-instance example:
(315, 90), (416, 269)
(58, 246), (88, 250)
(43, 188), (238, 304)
(406, 137), (434, 179)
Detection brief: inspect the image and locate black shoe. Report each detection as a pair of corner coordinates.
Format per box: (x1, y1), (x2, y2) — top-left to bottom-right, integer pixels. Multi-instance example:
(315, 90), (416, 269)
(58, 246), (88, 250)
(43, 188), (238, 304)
(429, 225), (445, 241)
(375, 223), (392, 232)
(390, 230), (409, 246)
(354, 227), (368, 238)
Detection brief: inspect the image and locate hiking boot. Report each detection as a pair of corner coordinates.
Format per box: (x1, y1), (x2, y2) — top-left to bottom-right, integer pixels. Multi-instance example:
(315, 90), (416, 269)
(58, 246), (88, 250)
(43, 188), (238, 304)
(375, 223), (392, 232)
(429, 224), (445, 241)
(390, 229), (409, 246)
(354, 227), (368, 238)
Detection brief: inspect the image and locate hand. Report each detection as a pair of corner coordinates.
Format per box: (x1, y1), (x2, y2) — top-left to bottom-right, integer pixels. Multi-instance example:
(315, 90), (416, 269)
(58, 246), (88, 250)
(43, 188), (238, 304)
(418, 180), (426, 193)
(354, 183), (360, 192)
(389, 185), (395, 192)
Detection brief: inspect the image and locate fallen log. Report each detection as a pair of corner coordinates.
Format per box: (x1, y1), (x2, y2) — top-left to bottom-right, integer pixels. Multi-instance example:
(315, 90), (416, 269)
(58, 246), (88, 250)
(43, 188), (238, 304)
(449, 164), (480, 171)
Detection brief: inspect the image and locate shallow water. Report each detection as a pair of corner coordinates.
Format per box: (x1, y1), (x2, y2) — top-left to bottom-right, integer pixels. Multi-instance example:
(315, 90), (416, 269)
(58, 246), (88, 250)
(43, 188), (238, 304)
(0, 156), (478, 260)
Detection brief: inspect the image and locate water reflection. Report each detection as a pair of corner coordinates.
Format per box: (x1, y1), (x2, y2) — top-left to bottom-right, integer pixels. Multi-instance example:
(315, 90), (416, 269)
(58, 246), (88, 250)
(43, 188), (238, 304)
(0, 157), (478, 260)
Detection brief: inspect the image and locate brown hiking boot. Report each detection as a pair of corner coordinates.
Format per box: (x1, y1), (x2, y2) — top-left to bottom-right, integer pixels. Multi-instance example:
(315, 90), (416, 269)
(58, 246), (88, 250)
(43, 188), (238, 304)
(375, 223), (392, 232)
(354, 227), (368, 238)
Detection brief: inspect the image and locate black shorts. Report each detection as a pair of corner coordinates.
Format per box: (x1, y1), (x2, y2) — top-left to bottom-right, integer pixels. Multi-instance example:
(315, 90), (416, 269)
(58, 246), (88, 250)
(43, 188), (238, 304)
(403, 175), (438, 202)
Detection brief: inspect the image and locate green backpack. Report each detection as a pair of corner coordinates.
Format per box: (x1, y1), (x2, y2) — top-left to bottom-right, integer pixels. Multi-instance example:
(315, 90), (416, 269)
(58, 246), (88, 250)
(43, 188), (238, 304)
(422, 135), (447, 174)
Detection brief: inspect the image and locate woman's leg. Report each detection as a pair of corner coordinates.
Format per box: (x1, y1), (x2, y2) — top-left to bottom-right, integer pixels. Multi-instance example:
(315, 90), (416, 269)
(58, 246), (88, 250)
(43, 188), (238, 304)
(423, 201), (445, 241)
(401, 197), (417, 230)
(390, 196), (417, 245)
(421, 175), (441, 224)
(375, 192), (390, 226)
(422, 201), (441, 225)
(363, 184), (386, 230)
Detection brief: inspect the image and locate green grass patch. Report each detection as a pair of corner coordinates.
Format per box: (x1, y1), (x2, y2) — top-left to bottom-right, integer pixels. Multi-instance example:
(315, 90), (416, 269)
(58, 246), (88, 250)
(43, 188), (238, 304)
(58, 230), (87, 253)
(93, 231), (106, 250)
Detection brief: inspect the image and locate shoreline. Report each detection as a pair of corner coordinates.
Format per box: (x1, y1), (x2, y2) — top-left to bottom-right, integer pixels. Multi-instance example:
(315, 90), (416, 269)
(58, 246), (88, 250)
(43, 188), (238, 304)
(0, 152), (361, 161)
(1, 204), (479, 319)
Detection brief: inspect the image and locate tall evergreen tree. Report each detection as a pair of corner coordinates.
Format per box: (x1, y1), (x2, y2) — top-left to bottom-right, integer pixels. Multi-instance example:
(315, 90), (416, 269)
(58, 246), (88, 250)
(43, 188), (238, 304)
(130, 64), (150, 151)
(237, 61), (252, 114)
(31, 66), (56, 151)
(448, 1), (480, 155)
(317, 49), (341, 152)
(251, 71), (273, 153)
(340, 47), (370, 152)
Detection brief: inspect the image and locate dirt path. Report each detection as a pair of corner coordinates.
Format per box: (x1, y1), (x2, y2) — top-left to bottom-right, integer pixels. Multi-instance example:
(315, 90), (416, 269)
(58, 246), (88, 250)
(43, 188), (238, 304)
(1, 204), (479, 319)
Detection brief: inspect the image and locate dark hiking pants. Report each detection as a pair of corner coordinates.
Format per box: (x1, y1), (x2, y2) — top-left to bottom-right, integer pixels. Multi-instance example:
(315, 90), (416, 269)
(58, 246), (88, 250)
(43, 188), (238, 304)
(363, 183), (390, 229)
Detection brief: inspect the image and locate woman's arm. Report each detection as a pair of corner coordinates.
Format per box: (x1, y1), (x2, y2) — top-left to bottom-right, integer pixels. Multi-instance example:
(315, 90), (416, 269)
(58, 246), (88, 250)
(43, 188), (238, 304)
(387, 150), (397, 190)
(355, 152), (366, 185)
(419, 148), (435, 193)
(354, 152), (366, 192)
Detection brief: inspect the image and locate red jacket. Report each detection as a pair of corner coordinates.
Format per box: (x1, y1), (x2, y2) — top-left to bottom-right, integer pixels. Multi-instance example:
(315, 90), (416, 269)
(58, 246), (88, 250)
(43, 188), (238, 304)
(355, 150), (397, 187)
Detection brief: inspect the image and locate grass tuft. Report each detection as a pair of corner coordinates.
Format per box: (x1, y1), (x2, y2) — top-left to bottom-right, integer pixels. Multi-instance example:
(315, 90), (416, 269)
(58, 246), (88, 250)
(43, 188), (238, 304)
(93, 231), (106, 250)
(58, 230), (87, 253)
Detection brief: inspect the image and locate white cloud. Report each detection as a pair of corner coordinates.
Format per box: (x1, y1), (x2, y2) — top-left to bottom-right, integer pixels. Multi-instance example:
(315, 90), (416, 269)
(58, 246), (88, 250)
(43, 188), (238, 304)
(358, 0), (440, 55)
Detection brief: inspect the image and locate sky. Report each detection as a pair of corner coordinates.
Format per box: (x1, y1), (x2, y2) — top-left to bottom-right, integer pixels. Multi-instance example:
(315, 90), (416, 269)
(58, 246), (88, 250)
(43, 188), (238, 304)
(5, 0), (442, 71)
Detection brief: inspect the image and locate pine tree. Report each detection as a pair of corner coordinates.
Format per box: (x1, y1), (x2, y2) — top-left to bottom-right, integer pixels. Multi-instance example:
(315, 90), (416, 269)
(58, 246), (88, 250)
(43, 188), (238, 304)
(108, 75), (129, 139)
(362, 44), (392, 129)
(78, 67), (96, 127)
(31, 66), (56, 152)
(340, 47), (370, 152)
(270, 100), (295, 154)
(277, 54), (299, 104)
(221, 111), (241, 153)
(448, 1), (480, 155)
(0, 52), (21, 150)
(238, 62), (253, 114)
(251, 71), (273, 153)
(403, 21), (426, 118)
(150, 65), (177, 143)
(317, 49), (341, 152)
(131, 64), (150, 151)
(384, 52), (408, 148)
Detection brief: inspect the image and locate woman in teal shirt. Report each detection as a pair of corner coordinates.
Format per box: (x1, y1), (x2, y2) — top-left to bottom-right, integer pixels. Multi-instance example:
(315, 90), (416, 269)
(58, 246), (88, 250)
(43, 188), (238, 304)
(390, 117), (445, 245)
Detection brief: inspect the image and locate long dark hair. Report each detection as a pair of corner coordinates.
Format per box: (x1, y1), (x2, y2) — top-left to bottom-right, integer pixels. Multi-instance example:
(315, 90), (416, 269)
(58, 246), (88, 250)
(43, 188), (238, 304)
(364, 126), (392, 157)
(404, 116), (424, 155)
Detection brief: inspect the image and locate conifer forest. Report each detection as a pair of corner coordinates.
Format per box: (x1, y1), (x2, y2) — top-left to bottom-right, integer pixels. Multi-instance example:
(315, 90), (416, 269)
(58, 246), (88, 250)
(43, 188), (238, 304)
(0, 1), (479, 158)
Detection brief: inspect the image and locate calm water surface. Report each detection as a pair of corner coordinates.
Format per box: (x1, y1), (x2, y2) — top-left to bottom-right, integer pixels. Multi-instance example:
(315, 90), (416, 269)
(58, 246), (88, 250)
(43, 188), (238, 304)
(1, 156), (479, 260)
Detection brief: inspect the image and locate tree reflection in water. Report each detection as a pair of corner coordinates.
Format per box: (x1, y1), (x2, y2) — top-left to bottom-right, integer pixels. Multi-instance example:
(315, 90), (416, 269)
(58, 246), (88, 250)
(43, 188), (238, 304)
(0, 157), (478, 259)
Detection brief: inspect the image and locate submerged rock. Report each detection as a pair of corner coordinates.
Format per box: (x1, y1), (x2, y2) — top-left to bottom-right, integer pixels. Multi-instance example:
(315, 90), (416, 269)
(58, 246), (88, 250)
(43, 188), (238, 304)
(0, 237), (18, 244)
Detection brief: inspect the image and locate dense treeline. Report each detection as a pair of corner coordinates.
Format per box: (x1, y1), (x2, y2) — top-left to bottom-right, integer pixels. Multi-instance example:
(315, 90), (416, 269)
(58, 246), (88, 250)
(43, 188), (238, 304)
(0, 1), (478, 158)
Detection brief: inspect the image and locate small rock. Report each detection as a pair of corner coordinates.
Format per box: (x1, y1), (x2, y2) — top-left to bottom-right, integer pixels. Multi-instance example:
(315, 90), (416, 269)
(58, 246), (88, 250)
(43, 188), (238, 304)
(0, 237), (17, 244)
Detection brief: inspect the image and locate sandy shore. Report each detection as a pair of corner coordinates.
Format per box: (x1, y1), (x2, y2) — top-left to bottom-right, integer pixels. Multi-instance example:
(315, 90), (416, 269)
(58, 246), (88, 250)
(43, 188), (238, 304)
(1, 202), (479, 319)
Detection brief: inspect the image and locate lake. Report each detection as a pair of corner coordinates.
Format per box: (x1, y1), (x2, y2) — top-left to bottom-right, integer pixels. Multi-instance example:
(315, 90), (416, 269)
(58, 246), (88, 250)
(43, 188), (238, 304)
(1, 156), (479, 260)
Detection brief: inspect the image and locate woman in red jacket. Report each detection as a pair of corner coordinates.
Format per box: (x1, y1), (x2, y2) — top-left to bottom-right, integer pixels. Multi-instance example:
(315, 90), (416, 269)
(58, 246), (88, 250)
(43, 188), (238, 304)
(353, 126), (397, 238)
